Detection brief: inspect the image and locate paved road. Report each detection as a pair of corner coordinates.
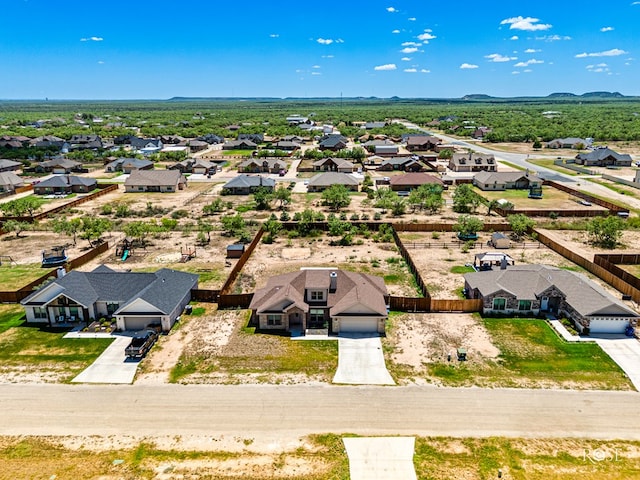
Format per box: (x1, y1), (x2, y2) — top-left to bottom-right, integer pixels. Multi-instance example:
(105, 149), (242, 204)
(2, 384), (640, 440)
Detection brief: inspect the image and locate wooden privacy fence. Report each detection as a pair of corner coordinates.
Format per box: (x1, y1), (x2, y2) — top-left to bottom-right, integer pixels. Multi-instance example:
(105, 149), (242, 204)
(66, 241), (109, 270)
(218, 293), (254, 309)
(391, 226), (430, 300)
(430, 298), (483, 313)
(191, 289), (220, 303)
(219, 227), (264, 295)
(534, 229), (640, 303)
(389, 296), (430, 312)
(392, 222), (512, 233)
(594, 254), (640, 294)
(545, 180), (629, 214)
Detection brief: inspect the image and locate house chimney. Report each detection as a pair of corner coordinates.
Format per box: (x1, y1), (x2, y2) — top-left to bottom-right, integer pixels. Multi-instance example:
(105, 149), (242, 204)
(329, 271), (338, 292)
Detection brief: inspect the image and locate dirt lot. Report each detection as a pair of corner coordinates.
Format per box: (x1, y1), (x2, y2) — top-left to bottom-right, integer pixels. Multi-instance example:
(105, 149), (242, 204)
(476, 185), (608, 211)
(537, 228), (640, 260)
(480, 141), (640, 157)
(399, 231), (577, 299)
(236, 235), (418, 296)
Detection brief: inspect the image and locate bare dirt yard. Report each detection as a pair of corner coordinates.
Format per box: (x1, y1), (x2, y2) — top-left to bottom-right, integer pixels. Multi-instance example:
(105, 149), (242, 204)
(477, 140), (640, 157)
(476, 185), (608, 212)
(398, 231), (578, 299)
(236, 235), (419, 296)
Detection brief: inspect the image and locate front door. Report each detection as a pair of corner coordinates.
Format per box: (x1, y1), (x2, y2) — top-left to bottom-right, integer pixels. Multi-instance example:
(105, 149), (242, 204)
(541, 297), (549, 310)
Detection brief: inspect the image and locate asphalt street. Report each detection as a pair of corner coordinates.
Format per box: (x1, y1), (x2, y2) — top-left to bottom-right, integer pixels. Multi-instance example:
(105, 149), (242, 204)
(1, 384), (639, 440)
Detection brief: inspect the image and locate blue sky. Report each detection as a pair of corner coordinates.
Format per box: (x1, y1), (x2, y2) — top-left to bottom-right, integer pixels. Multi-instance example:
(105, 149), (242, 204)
(1, 0), (639, 99)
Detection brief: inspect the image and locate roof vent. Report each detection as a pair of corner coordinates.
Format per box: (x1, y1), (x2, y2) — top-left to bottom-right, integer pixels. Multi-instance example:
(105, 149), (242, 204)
(329, 271), (338, 292)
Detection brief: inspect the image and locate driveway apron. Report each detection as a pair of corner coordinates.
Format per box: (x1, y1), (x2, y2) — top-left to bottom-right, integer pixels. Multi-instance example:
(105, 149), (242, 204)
(343, 437), (417, 480)
(333, 334), (395, 385)
(71, 335), (139, 384)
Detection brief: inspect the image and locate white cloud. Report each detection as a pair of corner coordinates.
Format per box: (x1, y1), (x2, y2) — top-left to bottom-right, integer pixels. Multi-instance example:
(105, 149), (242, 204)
(311, 72), (322, 75)
(408, 17), (416, 21)
(321, 55), (334, 59)
(575, 48), (628, 58)
(600, 26), (614, 32)
(633, 1), (640, 4)
(501, 16), (552, 31)
(80, 36), (103, 42)
(402, 41), (422, 47)
(392, 29), (400, 34)
(97, 60), (104, 64)
(510, 35), (519, 40)
(374, 63), (397, 71)
(512, 71), (520, 75)
(401, 57), (412, 61)
(401, 47), (419, 53)
(269, 34), (279, 38)
(420, 69), (430, 73)
(404, 68), (417, 73)
(460, 63), (479, 69)
(386, 6), (397, 12)
(514, 58), (544, 67)
(523, 69), (533, 73)
(485, 53), (517, 62)
(316, 38), (333, 45)
(525, 48), (541, 53)
(417, 31), (436, 41)
(536, 35), (572, 41)
(312, 65), (321, 69)
(587, 63), (611, 73)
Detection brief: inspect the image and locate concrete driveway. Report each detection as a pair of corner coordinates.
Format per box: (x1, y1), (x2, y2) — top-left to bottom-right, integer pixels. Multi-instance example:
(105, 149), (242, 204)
(333, 334), (395, 385)
(69, 334), (140, 384)
(343, 437), (417, 480)
(594, 335), (640, 391)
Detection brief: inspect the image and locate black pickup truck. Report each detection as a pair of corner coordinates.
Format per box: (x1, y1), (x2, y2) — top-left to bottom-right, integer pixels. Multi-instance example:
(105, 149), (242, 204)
(125, 329), (158, 359)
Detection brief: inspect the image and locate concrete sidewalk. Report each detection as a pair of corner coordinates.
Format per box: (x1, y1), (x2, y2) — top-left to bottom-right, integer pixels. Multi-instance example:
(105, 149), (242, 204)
(333, 335), (395, 385)
(343, 437), (417, 480)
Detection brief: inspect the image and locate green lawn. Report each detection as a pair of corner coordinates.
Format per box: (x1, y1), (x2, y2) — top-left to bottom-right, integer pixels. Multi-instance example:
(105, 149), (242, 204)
(528, 158), (581, 176)
(0, 305), (113, 381)
(0, 264), (54, 290)
(426, 318), (631, 390)
(476, 185), (592, 210)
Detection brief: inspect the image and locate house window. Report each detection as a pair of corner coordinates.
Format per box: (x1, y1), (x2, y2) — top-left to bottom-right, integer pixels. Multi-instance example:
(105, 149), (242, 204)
(518, 300), (532, 311)
(138, 187), (144, 191)
(33, 307), (48, 319)
(266, 314), (282, 326)
(166, 187), (173, 191)
(107, 303), (119, 315)
(69, 306), (79, 319)
(493, 298), (506, 310)
(309, 309), (326, 328)
(310, 290), (325, 301)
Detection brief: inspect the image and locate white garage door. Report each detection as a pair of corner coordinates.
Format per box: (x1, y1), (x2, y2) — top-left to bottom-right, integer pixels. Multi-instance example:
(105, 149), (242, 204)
(589, 318), (629, 334)
(124, 316), (160, 331)
(339, 317), (379, 334)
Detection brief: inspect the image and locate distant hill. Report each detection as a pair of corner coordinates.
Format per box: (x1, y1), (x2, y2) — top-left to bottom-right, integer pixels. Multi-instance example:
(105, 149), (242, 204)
(580, 91), (624, 98)
(462, 94), (495, 100)
(547, 92), (578, 98)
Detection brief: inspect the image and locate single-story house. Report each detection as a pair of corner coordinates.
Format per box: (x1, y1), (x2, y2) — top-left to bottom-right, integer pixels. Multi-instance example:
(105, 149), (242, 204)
(104, 157), (154, 173)
(379, 156), (424, 172)
(546, 137), (591, 149)
(222, 139), (258, 150)
(575, 148), (633, 167)
(313, 157), (356, 173)
(69, 134), (103, 151)
(124, 170), (187, 193)
(364, 121), (387, 130)
(0, 159), (22, 172)
(249, 269), (389, 335)
(389, 172), (444, 191)
(20, 265), (198, 332)
(449, 153), (497, 172)
(306, 172), (360, 192)
(318, 134), (348, 151)
(129, 137), (163, 154)
(472, 127), (492, 139)
(170, 158), (217, 175)
(464, 264), (639, 334)
(472, 171), (542, 191)
(35, 158), (83, 174)
(404, 135), (442, 152)
(0, 172), (25, 193)
(271, 140), (300, 151)
(238, 158), (287, 174)
(222, 175), (275, 195)
(33, 175), (97, 195)
(187, 140), (210, 152)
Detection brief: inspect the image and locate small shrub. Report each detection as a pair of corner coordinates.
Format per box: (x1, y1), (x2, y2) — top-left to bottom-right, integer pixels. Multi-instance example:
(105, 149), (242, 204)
(432, 232), (440, 239)
(172, 209), (189, 219)
(350, 213), (360, 221)
(373, 212), (382, 221)
(101, 204), (113, 215)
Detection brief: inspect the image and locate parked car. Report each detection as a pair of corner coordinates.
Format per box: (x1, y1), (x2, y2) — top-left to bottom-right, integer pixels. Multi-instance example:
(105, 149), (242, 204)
(125, 329), (158, 359)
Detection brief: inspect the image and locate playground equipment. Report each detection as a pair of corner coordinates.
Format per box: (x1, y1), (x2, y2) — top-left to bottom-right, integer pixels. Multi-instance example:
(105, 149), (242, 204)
(41, 246), (67, 268)
(180, 246), (196, 263)
(116, 238), (134, 262)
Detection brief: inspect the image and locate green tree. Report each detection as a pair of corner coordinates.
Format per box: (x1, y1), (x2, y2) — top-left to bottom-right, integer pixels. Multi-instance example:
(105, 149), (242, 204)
(438, 148), (454, 159)
(123, 221), (153, 246)
(453, 215), (484, 237)
(2, 219), (30, 237)
(220, 213), (247, 238)
(391, 198), (407, 217)
(321, 184), (352, 212)
(0, 197), (43, 217)
(51, 217), (82, 245)
(507, 214), (536, 240)
(253, 186), (274, 210)
(587, 216), (623, 248)
(487, 199), (500, 216)
(452, 184), (481, 213)
(203, 198), (225, 215)
(262, 214), (282, 243)
(197, 220), (214, 243)
(79, 217), (112, 247)
(273, 185), (292, 210)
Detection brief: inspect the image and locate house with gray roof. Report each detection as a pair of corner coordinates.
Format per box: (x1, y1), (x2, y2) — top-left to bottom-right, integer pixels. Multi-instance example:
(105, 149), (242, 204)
(472, 171), (542, 191)
(105, 157), (154, 173)
(238, 158), (287, 174)
(20, 265), (198, 332)
(404, 135), (442, 151)
(318, 134), (348, 151)
(222, 139), (258, 150)
(222, 174), (275, 195)
(378, 156), (424, 172)
(124, 170), (187, 193)
(464, 264), (639, 334)
(449, 152), (497, 172)
(306, 172), (360, 192)
(0, 172), (25, 194)
(33, 175), (97, 195)
(313, 157), (356, 173)
(249, 269), (388, 335)
(35, 158), (82, 174)
(546, 137), (591, 149)
(575, 148), (632, 167)
(0, 159), (22, 172)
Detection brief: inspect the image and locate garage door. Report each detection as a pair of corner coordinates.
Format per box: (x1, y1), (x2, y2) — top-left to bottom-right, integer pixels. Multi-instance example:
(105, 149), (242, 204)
(339, 317), (379, 334)
(589, 318), (629, 334)
(123, 316), (160, 331)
